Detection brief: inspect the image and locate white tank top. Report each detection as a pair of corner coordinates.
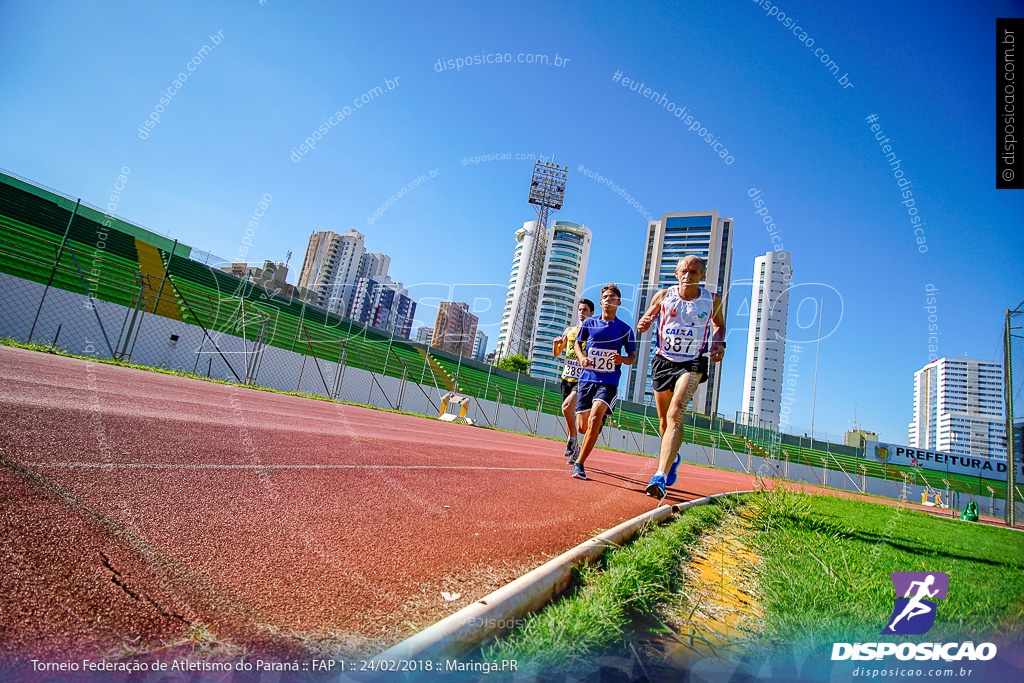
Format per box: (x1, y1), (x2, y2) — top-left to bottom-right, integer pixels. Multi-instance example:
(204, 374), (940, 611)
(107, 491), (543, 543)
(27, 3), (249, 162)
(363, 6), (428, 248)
(655, 286), (714, 362)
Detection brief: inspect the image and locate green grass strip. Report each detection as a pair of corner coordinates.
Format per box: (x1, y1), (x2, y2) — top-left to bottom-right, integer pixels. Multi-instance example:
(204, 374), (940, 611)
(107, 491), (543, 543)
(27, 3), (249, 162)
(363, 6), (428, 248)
(746, 485), (1024, 656)
(482, 500), (732, 671)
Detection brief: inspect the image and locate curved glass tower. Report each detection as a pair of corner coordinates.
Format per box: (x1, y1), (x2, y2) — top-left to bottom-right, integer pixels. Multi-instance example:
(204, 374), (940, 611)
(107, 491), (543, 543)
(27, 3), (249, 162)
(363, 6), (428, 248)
(494, 220), (591, 379)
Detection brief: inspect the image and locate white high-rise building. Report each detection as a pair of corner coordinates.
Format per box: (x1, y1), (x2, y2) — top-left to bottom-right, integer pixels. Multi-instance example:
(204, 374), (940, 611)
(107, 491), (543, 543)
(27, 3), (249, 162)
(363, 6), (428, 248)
(908, 358), (1006, 460)
(741, 251), (793, 427)
(297, 230), (390, 317)
(494, 220), (591, 379)
(628, 212), (734, 414)
(495, 220), (546, 361)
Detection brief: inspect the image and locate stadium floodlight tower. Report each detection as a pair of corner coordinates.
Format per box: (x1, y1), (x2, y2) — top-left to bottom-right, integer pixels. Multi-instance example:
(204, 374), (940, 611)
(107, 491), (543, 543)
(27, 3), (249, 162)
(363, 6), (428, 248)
(503, 160), (568, 361)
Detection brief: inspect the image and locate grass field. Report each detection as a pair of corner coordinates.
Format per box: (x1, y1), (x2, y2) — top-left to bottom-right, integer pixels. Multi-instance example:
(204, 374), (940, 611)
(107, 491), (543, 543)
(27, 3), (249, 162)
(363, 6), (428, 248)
(747, 486), (1024, 650)
(481, 488), (1024, 674)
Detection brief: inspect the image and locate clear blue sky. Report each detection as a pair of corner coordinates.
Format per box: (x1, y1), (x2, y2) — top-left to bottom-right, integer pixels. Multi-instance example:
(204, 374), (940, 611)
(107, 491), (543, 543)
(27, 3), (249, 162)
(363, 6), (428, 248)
(1, 0), (1021, 443)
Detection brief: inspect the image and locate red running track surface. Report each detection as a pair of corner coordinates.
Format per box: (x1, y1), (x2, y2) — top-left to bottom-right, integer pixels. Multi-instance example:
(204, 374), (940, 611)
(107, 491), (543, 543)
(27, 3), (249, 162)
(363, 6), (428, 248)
(0, 344), (753, 664)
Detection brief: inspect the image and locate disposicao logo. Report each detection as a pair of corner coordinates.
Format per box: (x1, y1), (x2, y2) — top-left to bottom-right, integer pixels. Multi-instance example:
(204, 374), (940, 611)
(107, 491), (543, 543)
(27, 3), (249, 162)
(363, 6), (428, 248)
(831, 571), (998, 662)
(883, 571), (948, 635)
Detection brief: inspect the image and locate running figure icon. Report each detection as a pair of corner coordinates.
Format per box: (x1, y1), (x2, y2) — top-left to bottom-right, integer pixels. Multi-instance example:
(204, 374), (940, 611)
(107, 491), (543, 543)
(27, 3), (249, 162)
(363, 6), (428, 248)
(887, 575), (939, 632)
(882, 571), (949, 635)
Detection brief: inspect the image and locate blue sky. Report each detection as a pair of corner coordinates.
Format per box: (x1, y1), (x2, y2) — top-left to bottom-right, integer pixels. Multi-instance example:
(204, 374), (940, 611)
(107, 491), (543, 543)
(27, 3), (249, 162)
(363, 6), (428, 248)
(1, 0), (1021, 443)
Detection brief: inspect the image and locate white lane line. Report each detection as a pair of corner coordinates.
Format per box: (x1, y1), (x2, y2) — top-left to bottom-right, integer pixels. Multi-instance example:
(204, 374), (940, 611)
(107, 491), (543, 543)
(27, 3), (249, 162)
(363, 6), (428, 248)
(22, 462), (567, 471)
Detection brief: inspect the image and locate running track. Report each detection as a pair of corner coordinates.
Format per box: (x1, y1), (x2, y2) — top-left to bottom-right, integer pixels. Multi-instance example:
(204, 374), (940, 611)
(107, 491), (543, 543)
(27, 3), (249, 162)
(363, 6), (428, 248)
(0, 344), (1002, 665)
(0, 344), (752, 664)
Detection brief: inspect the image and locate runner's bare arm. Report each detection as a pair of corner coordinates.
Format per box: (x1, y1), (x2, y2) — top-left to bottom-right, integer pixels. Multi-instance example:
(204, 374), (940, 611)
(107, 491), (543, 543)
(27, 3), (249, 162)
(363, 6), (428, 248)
(708, 293), (727, 362)
(615, 349), (637, 365)
(574, 337), (592, 368)
(553, 327), (571, 357)
(636, 289), (666, 333)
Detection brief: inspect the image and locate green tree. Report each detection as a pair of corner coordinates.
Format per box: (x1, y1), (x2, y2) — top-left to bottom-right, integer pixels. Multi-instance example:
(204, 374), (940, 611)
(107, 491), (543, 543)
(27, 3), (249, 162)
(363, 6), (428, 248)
(497, 354), (530, 373)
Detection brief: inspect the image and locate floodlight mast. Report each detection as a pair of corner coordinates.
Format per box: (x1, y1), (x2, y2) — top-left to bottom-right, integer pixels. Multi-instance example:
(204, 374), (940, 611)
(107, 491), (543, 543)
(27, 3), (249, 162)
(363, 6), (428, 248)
(502, 161), (567, 362)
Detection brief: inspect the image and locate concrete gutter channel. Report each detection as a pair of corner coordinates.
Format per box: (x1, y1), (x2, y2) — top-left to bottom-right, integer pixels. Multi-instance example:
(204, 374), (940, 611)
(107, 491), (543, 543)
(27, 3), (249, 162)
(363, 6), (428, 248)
(373, 490), (756, 664)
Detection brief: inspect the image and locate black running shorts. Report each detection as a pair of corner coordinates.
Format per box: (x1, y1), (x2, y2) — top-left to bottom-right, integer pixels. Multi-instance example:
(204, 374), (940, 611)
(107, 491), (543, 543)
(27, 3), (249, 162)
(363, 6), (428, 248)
(651, 353), (708, 392)
(560, 378), (578, 401)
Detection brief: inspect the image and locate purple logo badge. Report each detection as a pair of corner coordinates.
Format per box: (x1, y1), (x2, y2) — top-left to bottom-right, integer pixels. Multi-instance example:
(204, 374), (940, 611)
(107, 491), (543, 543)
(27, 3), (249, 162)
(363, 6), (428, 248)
(882, 572), (949, 635)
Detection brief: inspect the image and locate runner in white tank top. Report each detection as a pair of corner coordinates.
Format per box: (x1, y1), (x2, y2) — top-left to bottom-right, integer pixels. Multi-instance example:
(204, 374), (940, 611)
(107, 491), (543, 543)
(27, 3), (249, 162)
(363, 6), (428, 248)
(656, 285), (715, 363)
(636, 256), (726, 498)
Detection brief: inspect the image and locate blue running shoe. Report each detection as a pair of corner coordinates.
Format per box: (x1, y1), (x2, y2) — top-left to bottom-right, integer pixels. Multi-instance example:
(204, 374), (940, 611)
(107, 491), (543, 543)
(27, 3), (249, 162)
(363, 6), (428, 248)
(666, 452), (682, 486)
(571, 462), (588, 480)
(567, 443), (580, 465)
(646, 473), (667, 499)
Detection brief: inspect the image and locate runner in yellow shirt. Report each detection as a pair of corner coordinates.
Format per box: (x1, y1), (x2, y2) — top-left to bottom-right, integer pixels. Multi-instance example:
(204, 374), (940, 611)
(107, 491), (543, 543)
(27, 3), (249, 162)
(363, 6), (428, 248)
(552, 298), (595, 460)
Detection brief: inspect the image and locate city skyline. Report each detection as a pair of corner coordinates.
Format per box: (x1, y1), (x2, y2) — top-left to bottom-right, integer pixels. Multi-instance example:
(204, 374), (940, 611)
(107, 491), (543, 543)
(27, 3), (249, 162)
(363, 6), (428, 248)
(1, 0), (1020, 443)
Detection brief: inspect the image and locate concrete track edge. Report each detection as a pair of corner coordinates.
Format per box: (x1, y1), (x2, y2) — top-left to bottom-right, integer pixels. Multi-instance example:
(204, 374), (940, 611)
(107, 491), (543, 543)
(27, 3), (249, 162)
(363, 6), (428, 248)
(373, 489), (757, 664)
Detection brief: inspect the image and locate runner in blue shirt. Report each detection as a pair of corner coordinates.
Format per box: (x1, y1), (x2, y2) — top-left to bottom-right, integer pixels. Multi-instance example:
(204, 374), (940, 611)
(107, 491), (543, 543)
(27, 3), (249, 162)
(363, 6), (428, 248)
(569, 283), (636, 480)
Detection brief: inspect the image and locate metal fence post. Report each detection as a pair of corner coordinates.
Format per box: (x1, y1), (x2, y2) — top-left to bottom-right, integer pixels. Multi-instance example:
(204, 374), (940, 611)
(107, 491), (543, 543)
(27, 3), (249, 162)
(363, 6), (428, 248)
(291, 297), (308, 352)
(332, 344), (347, 400)
(152, 239), (178, 314)
(398, 365), (407, 411)
(29, 198), (81, 342)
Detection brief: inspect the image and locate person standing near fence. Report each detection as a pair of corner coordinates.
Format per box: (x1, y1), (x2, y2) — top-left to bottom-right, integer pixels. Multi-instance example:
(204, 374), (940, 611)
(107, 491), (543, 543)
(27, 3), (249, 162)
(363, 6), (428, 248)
(553, 298), (595, 461)
(635, 255), (726, 499)
(569, 284), (636, 481)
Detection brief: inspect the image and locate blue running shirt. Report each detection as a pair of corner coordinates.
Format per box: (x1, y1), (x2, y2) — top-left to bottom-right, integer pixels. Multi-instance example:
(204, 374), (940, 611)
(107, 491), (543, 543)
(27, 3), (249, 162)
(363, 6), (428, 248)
(577, 316), (636, 386)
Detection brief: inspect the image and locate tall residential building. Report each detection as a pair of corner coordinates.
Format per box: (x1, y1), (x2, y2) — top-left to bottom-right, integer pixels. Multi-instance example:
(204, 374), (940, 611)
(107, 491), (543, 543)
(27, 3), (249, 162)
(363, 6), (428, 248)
(297, 229), (390, 317)
(416, 326), (434, 346)
(297, 229), (363, 314)
(351, 275), (416, 338)
(473, 329), (488, 362)
(908, 358), (1007, 460)
(628, 212), (734, 414)
(741, 251), (793, 427)
(494, 219), (592, 380)
(431, 302), (479, 357)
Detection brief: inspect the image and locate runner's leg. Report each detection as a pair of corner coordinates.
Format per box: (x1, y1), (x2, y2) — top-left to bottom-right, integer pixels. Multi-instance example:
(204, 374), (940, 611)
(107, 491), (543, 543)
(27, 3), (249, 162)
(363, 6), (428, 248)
(562, 390), (578, 441)
(655, 388), (673, 437)
(658, 372), (702, 473)
(577, 399), (610, 467)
